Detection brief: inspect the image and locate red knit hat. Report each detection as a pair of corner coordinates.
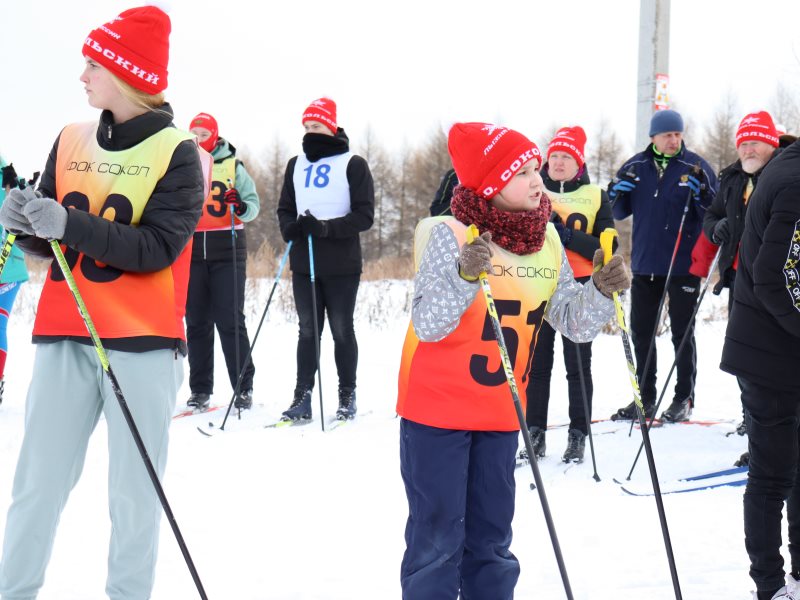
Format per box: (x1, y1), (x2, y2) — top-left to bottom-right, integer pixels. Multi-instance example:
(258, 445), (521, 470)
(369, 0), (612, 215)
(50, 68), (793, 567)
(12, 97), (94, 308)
(189, 112), (219, 153)
(447, 122), (542, 200)
(302, 98), (338, 134)
(82, 5), (171, 94)
(735, 111), (779, 148)
(547, 126), (587, 168)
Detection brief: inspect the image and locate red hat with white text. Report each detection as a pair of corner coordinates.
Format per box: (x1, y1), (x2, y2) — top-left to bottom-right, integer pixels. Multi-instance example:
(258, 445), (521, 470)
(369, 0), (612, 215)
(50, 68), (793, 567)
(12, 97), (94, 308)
(82, 5), (171, 94)
(447, 122), (542, 200)
(302, 98), (338, 134)
(547, 126), (587, 169)
(190, 113), (219, 153)
(735, 111), (779, 148)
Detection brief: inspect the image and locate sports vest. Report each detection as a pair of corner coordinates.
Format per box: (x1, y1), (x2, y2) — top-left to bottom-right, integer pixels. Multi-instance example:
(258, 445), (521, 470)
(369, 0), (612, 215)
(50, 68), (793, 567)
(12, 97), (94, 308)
(293, 152), (352, 219)
(397, 218), (562, 431)
(549, 184), (601, 277)
(196, 156), (242, 232)
(33, 121), (193, 341)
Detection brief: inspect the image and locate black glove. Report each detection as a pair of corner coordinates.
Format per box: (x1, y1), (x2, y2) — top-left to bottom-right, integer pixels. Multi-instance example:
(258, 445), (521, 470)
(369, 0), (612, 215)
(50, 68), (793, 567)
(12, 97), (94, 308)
(298, 210), (328, 238)
(281, 220), (301, 242)
(712, 217), (730, 245)
(1, 164), (19, 189)
(223, 187), (246, 216)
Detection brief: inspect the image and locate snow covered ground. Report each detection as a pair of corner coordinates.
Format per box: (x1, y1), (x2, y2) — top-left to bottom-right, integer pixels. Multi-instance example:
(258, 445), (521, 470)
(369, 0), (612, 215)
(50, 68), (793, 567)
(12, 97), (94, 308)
(0, 277), (761, 598)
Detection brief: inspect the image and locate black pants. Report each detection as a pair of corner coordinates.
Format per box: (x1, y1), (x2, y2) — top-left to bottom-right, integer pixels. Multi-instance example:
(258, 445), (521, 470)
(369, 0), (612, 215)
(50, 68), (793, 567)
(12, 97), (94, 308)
(630, 274), (699, 405)
(741, 377), (800, 594)
(186, 257), (254, 394)
(525, 319), (593, 434)
(292, 272), (360, 391)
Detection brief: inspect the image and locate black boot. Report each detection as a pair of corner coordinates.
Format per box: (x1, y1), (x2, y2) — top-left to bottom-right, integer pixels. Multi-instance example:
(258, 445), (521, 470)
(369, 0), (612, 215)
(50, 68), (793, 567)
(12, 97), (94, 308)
(187, 392), (210, 411)
(336, 387), (357, 420)
(660, 398), (692, 423)
(562, 429), (586, 463)
(519, 425), (546, 461)
(282, 388), (312, 421)
(234, 389), (253, 410)
(734, 451), (750, 468)
(611, 400), (655, 421)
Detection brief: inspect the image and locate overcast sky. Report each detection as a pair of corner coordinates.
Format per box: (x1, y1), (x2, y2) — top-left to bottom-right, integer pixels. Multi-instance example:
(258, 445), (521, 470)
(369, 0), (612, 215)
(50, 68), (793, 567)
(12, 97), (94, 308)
(2, 0), (799, 179)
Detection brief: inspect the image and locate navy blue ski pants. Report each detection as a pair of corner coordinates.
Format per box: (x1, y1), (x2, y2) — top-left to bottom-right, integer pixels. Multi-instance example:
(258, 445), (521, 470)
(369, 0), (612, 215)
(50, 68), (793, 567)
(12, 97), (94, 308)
(399, 418), (519, 599)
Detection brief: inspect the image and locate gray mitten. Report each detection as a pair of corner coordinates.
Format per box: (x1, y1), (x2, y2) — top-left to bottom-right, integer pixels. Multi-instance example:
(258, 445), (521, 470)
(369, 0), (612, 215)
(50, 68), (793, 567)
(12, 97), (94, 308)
(24, 197), (68, 240)
(459, 231), (493, 281)
(0, 186), (39, 235)
(591, 249), (631, 298)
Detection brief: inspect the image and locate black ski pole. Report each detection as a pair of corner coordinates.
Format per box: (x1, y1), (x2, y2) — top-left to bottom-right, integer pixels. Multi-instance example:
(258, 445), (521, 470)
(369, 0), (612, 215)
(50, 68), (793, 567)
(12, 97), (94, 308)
(308, 234), (325, 431)
(202, 241), (293, 434)
(48, 239), (208, 599)
(625, 245), (723, 480)
(574, 343), (600, 481)
(627, 164), (702, 437)
(467, 225), (574, 600)
(226, 178), (244, 418)
(600, 229), (682, 599)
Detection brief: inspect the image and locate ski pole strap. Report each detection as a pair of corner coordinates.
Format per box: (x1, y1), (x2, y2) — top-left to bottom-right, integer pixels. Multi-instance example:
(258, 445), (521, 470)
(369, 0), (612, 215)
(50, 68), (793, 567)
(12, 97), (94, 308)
(49, 240), (110, 371)
(0, 232), (17, 281)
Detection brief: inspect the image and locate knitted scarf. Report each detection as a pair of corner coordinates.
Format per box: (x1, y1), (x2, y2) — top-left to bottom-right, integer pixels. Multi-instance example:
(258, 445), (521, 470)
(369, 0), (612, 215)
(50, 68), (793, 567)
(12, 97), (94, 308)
(450, 185), (552, 255)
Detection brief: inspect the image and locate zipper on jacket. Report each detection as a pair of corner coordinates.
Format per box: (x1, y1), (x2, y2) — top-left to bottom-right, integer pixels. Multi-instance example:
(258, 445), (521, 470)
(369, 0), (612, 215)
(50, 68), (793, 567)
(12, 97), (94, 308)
(202, 231), (207, 259)
(107, 124), (113, 141)
(560, 181), (565, 194)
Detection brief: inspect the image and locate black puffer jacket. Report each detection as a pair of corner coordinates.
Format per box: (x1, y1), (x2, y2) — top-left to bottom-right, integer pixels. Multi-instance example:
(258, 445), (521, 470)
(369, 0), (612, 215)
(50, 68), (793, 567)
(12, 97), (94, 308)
(276, 129), (374, 276)
(19, 104), (204, 352)
(702, 150), (778, 293)
(721, 139), (800, 390)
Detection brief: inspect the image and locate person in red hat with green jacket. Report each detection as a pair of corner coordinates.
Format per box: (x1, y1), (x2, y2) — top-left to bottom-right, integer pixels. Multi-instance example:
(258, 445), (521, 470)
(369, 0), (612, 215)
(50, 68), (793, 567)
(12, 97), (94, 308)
(0, 6), (204, 598)
(396, 121), (630, 599)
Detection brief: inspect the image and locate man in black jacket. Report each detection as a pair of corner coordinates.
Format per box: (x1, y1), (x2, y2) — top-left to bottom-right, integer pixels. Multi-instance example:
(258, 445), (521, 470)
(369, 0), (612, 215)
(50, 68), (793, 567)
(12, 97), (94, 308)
(721, 138), (800, 600)
(703, 111), (780, 308)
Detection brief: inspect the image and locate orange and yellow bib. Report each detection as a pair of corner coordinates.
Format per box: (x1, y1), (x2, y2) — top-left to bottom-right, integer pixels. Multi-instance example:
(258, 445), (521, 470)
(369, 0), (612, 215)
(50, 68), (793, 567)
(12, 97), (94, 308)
(196, 157), (241, 232)
(33, 121), (194, 340)
(397, 218), (562, 431)
(550, 184), (601, 277)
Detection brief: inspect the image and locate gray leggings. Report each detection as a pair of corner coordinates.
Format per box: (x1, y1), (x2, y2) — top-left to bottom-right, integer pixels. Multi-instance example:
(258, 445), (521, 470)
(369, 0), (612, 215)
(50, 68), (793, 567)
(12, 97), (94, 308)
(0, 341), (182, 600)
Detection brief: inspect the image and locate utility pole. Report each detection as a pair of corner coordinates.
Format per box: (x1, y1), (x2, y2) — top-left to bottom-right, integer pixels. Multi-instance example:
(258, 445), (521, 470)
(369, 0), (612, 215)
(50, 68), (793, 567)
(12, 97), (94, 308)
(636, 0), (671, 149)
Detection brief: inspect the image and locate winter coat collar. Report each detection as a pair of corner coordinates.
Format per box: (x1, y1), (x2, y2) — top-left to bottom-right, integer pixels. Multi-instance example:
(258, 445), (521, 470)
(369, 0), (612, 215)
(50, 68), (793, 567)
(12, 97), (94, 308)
(303, 128), (350, 162)
(541, 163), (591, 194)
(96, 103), (175, 151)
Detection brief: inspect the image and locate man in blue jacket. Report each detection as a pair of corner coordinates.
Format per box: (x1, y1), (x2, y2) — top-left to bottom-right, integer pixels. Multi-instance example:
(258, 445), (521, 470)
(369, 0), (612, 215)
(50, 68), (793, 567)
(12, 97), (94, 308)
(609, 109), (717, 422)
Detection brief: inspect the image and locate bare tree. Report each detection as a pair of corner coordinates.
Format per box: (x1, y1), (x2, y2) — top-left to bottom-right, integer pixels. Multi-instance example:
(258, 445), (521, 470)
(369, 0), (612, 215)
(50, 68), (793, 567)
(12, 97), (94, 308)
(587, 118), (626, 187)
(699, 91), (739, 173)
(354, 126), (397, 261)
(769, 82), (800, 135)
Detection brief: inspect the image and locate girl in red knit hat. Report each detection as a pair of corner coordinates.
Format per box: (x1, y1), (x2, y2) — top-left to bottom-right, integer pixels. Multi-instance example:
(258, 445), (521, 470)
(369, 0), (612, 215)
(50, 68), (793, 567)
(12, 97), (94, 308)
(396, 122), (630, 598)
(524, 125), (616, 464)
(0, 6), (205, 597)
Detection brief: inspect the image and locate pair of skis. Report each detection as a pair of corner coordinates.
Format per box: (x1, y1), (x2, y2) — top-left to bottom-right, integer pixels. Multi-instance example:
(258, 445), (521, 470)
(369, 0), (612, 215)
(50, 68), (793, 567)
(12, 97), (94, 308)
(615, 466), (748, 496)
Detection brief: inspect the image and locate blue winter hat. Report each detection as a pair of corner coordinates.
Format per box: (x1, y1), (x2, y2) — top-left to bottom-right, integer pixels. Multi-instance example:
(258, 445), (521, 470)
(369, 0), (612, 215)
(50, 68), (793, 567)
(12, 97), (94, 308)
(649, 110), (684, 136)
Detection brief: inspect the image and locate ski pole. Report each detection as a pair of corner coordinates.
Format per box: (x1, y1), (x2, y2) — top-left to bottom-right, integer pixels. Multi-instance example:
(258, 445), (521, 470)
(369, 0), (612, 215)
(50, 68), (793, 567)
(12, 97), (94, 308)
(466, 224), (574, 600)
(600, 228), (682, 599)
(48, 239), (208, 599)
(309, 234), (325, 431)
(226, 178), (243, 417)
(625, 245), (723, 479)
(574, 342), (600, 481)
(203, 241), (293, 434)
(0, 232), (17, 282)
(627, 164), (701, 437)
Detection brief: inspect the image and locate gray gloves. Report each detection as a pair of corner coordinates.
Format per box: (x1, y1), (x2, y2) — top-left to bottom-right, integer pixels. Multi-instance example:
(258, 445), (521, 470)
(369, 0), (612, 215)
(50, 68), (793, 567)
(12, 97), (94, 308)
(24, 198), (68, 240)
(591, 249), (631, 298)
(459, 232), (493, 281)
(0, 186), (39, 235)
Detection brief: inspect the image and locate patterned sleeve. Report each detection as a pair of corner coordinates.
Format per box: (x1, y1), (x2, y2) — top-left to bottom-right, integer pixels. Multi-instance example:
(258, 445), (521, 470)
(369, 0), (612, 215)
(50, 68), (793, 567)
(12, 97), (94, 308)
(411, 223), (480, 342)
(544, 249), (615, 343)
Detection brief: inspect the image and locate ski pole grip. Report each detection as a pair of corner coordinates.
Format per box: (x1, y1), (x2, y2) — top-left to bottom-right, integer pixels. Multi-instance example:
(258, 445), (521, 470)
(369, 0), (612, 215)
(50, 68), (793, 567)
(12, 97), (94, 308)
(600, 228), (618, 266)
(466, 224), (479, 244)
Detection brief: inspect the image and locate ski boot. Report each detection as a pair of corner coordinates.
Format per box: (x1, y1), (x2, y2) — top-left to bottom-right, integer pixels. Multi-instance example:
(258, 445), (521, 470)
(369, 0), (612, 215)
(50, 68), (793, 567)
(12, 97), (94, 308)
(336, 387), (357, 421)
(234, 389), (253, 410)
(562, 429), (586, 463)
(187, 392), (210, 411)
(281, 388), (312, 422)
(519, 425), (546, 463)
(660, 398), (692, 423)
(735, 451), (750, 468)
(611, 400), (656, 421)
